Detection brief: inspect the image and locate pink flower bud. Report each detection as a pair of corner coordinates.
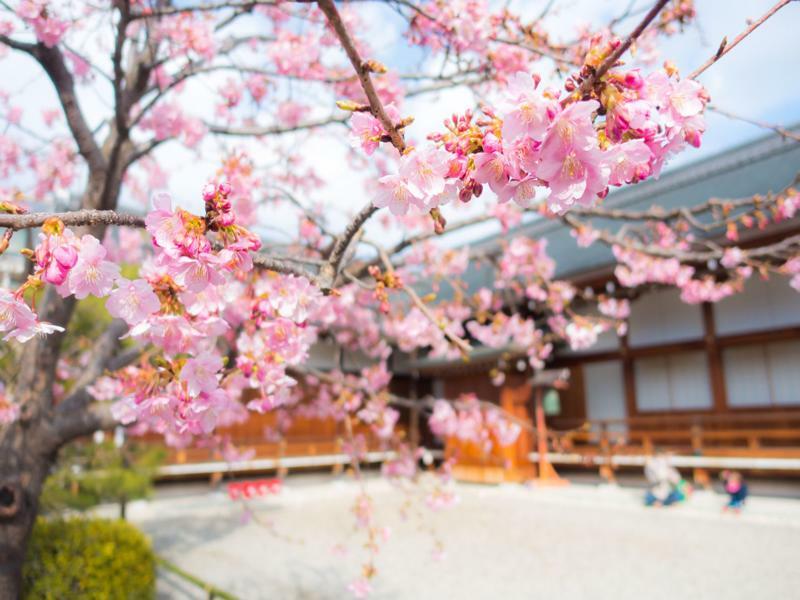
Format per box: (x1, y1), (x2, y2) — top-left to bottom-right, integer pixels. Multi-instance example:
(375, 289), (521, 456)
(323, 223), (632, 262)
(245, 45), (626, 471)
(218, 181), (231, 196)
(53, 244), (78, 269)
(218, 212), (235, 227)
(202, 183), (216, 202)
(624, 70), (643, 90)
(44, 261), (70, 285)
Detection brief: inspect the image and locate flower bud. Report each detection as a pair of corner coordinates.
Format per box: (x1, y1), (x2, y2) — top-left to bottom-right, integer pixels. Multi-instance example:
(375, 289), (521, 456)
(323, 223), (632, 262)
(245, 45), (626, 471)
(624, 70), (643, 89)
(202, 183), (216, 202)
(53, 244), (78, 269)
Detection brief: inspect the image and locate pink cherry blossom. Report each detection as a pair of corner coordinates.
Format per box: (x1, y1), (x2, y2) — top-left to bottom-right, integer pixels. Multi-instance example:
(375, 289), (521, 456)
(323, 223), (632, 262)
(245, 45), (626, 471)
(537, 101), (609, 212)
(347, 578), (372, 599)
(374, 174), (419, 216)
(17, 0), (69, 48)
(565, 320), (603, 350)
(500, 72), (555, 141)
(180, 351), (223, 396)
(606, 139), (654, 186)
(721, 247), (745, 269)
(67, 235), (120, 299)
(598, 297), (631, 320)
(171, 253), (224, 293)
(399, 146), (451, 199)
(0, 290), (37, 341)
(349, 104), (401, 155)
(106, 278), (161, 325)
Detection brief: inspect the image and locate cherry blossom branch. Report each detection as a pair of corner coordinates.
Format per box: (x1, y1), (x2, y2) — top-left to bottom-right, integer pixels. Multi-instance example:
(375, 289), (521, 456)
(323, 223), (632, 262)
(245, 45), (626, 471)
(0, 209), (317, 279)
(489, 36), (581, 66)
(320, 202), (376, 288)
(317, 0), (407, 153)
(207, 115), (348, 137)
(376, 247), (472, 356)
(350, 213), (496, 280)
(567, 0), (670, 104)
(400, 282), (472, 356)
(251, 253), (318, 279)
(708, 106), (800, 143)
(51, 402), (119, 448)
(112, 3), (132, 137)
(0, 210), (145, 231)
(129, 0), (278, 19)
(561, 211), (800, 262)
(290, 365), (534, 433)
(688, 0), (793, 80)
(313, 0), (421, 288)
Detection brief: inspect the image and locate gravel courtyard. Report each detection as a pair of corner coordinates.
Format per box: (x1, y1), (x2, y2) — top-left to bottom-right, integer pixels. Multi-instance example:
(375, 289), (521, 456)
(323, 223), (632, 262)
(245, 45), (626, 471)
(121, 475), (800, 600)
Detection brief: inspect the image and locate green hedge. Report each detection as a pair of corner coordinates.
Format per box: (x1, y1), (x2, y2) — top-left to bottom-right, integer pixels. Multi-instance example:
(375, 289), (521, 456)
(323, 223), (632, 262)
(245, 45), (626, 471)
(23, 517), (155, 600)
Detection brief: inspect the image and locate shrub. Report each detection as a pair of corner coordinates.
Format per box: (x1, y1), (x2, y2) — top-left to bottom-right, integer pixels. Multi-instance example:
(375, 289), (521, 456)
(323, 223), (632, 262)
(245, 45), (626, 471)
(40, 440), (165, 519)
(23, 517), (155, 600)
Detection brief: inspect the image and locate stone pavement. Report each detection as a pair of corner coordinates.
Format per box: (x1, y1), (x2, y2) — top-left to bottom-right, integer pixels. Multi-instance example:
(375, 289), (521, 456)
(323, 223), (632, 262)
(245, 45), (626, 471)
(115, 475), (800, 599)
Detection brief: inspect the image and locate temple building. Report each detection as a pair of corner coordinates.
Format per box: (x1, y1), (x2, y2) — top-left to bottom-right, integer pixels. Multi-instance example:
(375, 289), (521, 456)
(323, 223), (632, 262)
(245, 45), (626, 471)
(388, 127), (800, 483)
(411, 127), (800, 421)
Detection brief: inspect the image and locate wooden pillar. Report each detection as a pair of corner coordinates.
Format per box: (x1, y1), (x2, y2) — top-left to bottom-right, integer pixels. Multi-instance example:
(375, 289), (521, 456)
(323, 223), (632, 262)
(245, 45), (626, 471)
(530, 379), (567, 485)
(409, 365), (420, 449)
(621, 332), (637, 418)
(534, 387), (548, 475)
(702, 302), (728, 413)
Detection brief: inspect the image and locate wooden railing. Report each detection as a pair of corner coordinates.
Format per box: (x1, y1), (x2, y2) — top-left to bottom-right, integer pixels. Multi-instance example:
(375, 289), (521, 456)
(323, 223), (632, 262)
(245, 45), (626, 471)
(537, 410), (800, 481)
(153, 426), (395, 480)
(551, 411), (800, 454)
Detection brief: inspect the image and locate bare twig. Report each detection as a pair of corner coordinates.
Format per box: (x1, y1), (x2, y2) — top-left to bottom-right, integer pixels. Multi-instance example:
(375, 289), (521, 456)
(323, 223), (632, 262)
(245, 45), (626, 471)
(377, 247), (472, 356)
(317, 0), (406, 153)
(708, 105), (800, 143)
(688, 0), (792, 79)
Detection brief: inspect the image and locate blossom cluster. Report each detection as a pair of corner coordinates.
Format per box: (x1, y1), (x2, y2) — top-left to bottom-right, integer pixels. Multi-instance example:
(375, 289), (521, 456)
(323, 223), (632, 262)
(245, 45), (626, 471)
(16, 0), (69, 48)
(428, 394), (522, 452)
(353, 67), (708, 217)
(0, 183), (305, 442)
(612, 245), (752, 304)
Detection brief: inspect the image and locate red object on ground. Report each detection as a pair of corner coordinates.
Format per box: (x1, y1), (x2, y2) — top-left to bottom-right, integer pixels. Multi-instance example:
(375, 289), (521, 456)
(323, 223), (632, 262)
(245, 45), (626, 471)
(227, 478), (283, 500)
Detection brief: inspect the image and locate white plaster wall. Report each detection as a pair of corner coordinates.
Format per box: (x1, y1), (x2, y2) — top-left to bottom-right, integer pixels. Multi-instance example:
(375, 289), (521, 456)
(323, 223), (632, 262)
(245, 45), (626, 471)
(724, 340), (800, 407)
(634, 351), (712, 411)
(715, 276), (800, 336)
(583, 361), (627, 430)
(628, 289), (704, 348)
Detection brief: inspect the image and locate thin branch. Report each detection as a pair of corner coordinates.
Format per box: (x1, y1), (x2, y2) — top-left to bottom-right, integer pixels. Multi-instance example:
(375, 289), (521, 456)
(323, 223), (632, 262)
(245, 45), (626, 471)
(317, 0), (407, 153)
(130, 0), (278, 19)
(688, 0), (792, 79)
(566, 0), (669, 105)
(708, 105), (800, 143)
(207, 115), (348, 137)
(320, 201), (377, 288)
(377, 247), (472, 356)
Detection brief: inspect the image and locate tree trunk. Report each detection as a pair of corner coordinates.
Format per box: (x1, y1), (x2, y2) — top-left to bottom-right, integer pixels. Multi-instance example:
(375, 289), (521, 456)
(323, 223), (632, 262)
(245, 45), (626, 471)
(0, 420), (57, 599)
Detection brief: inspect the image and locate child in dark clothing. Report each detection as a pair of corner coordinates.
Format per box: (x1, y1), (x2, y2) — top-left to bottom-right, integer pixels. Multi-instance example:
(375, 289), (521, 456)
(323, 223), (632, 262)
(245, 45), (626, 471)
(721, 470), (748, 512)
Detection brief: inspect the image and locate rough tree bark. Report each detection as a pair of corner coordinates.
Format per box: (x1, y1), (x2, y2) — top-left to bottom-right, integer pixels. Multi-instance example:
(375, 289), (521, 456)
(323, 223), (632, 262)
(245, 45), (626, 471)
(0, 35), (136, 589)
(0, 291), (76, 598)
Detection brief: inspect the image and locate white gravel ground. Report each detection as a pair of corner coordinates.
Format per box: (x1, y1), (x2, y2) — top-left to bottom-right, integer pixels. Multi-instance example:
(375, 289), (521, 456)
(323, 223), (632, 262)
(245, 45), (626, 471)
(117, 475), (800, 600)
